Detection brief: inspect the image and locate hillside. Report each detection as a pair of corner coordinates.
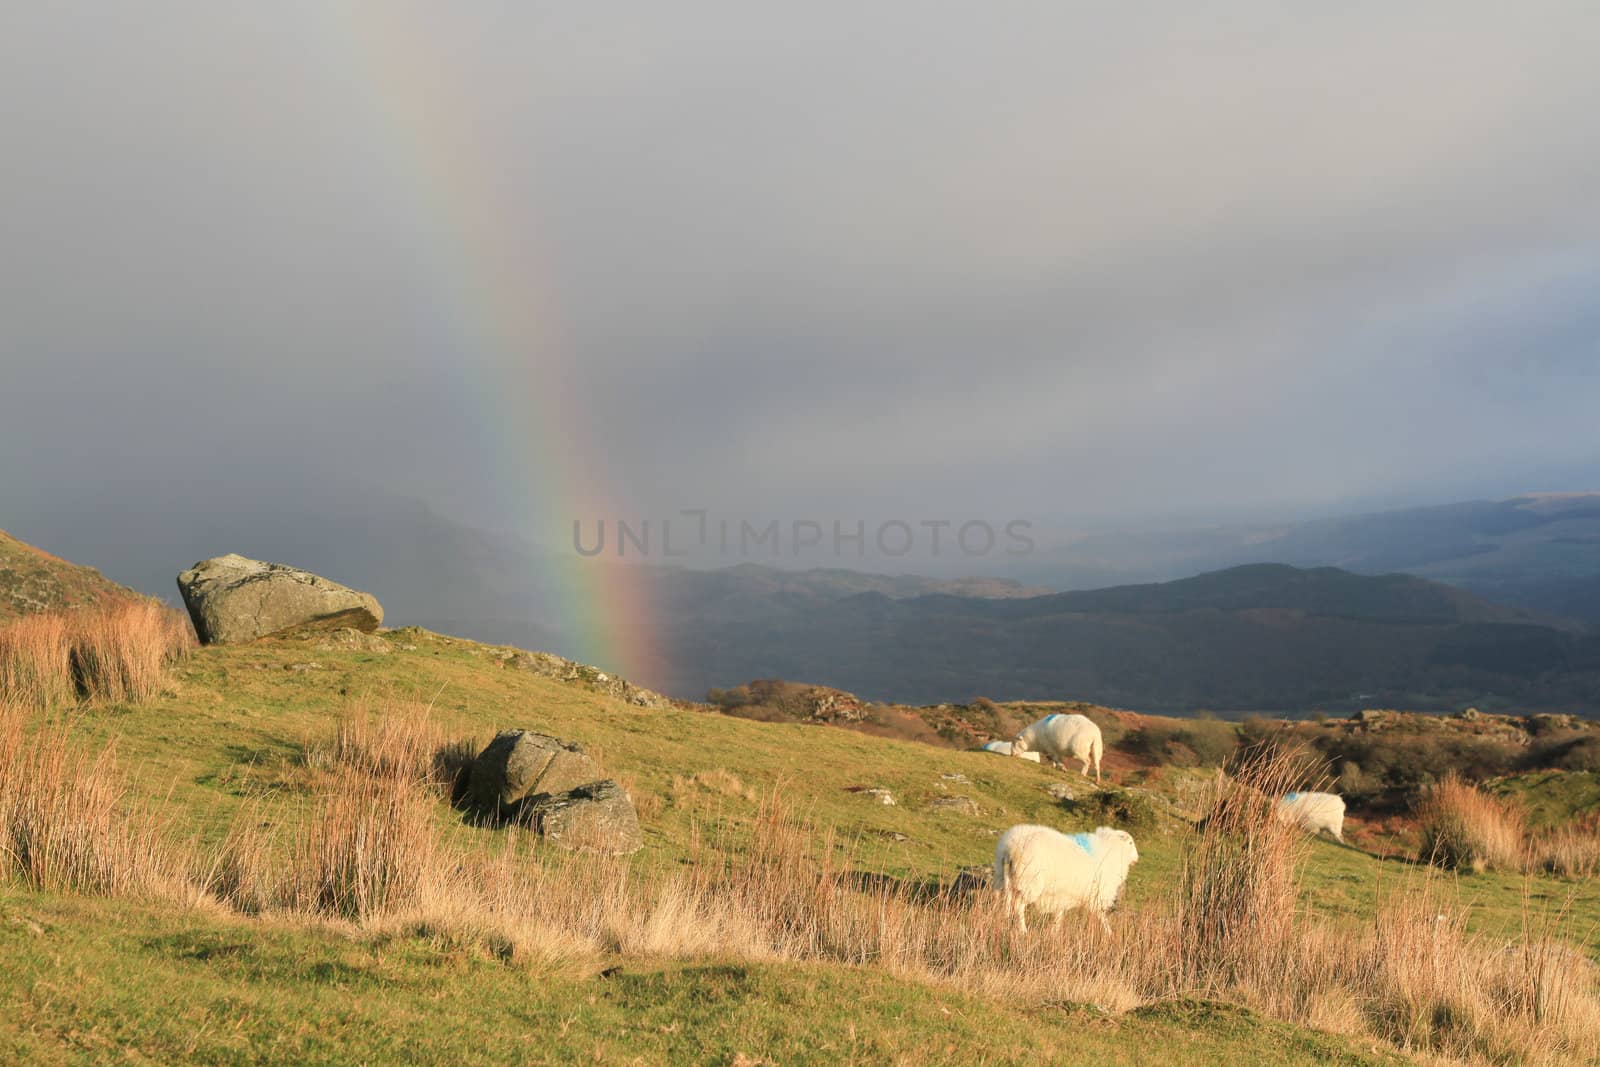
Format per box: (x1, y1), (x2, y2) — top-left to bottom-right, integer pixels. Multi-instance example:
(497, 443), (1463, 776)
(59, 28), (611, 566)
(657, 563), (1600, 710)
(0, 528), (146, 621)
(1017, 493), (1600, 623)
(3, 621), (1597, 1063)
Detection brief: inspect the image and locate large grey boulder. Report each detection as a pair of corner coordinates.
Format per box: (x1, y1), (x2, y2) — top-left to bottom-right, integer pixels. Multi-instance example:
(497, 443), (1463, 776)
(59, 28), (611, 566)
(176, 554), (382, 645)
(518, 779), (643, 855)
(464, 729), (602, 818)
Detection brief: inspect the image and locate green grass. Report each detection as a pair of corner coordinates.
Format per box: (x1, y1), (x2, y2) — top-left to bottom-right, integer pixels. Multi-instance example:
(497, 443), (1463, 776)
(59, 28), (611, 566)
(66, 630), (1595, 951)
(8, 627), (1600, 1063)
(1487, 769), (1600, 828)
(0, 529), (142, 622)
(0, 887), (1405, 1066)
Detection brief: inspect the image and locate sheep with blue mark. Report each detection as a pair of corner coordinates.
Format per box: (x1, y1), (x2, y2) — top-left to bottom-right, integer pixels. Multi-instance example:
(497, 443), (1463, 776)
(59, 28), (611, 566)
(1010, 713), (1103, 781)
(1277, 791), (1345, 841)
(993, 824), (1139, 933)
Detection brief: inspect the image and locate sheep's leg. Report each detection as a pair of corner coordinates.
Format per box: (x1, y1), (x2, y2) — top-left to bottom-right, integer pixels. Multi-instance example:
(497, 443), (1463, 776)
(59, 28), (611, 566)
(1009, 890), (1028, 934)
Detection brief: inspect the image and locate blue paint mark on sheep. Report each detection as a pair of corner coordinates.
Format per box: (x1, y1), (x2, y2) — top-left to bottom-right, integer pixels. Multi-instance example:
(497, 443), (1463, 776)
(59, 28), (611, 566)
(1283, 792), (1300, 803)
(1045, 714), (1062, 724)
(1069, 832), (1095, 853)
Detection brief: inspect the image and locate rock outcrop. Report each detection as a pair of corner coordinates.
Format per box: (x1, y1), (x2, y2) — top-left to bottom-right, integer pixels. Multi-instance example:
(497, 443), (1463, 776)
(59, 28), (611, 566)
(518, 779), (643, 855)
(500, 649), (671, 709)
(459, 728), (642, 854)
(464, 729), (602, 818)
(176, 554), (382, 645)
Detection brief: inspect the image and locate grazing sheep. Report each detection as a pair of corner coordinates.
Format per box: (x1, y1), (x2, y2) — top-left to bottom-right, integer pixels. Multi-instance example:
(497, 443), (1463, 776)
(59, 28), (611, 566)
(980, 740), (1042, 763)
(1278, 791), (1345, 841)
(1012, 713), (1103, 781)
(993, 824), (1139, 933)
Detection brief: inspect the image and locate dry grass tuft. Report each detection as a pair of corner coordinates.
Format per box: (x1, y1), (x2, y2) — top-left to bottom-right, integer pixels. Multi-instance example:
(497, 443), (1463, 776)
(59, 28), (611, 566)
(0, 613), (74, 707)
(293, 774), (441, 920)
(613, 773), (663, 822)
(1178, 752), (1305, 991)
(0, 702), (188, 897)
(68, 598), (194, 704)
(1531, 816), (1600, 880)
(1354, 880), (1600, 1064)
(669, 768), (759, 805)
(1416, 775), (1527, 872)
(310, 697), (478, 796)
(0, 599), (193, 708)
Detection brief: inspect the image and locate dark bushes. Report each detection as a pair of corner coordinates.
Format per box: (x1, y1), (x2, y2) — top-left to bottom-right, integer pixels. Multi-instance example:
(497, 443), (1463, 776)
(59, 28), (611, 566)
(1126, 717), (1240, 768)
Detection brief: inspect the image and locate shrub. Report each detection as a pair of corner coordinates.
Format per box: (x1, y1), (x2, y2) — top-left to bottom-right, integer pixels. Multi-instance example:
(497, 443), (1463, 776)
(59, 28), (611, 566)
(1071, 787), (1158, 831)
(1528, 732), (1600, 774)
(1179, 718), (1241, 767)
(1415, 775), (1526, 873)
(1309, 730), (1522, 811)
(1126, 721), (1182, 762)
(1126, 717), (1239, 768)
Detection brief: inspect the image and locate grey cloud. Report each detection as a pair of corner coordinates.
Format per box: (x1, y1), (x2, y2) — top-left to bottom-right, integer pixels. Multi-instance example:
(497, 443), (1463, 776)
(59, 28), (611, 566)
(3, 1), (1599, 565)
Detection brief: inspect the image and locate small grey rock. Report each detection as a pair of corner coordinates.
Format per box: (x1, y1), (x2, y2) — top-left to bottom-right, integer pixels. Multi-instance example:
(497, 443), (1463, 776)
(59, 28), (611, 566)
(928, 796), (981, 816)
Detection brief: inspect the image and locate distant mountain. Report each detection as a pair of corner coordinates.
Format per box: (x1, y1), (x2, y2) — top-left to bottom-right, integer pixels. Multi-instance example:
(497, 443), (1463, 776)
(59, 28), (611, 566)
(1014, 493), (1600, 623)
(651, 563), (1600, 712)
(0, 528), (145, 621)
(642, 563), (1041, 621)
(16, 485), (1600, 712)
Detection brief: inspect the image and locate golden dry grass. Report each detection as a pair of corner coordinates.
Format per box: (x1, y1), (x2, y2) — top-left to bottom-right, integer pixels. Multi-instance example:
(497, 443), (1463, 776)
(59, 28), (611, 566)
(0, 599), (193, 708)
(1417, 774), (1527, 873)
(0, 701), (187, 898)
(1532, 816), (1600, 879)
(308, 696), (478, 796)
(0, 612), (74, 707)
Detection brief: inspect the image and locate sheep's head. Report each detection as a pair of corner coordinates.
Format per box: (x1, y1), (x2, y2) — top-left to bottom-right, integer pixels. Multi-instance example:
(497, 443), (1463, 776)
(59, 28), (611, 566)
(1097, 826), (1139, 864)
(1010, 733), (1031, 757)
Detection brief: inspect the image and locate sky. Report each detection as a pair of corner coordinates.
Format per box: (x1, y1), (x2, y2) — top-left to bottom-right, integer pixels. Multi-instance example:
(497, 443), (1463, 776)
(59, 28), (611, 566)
(4, 2), (1600, 573)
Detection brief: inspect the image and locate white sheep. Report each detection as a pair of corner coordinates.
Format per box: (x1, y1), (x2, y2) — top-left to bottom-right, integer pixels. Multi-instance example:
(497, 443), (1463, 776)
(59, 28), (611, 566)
(993, 824), (1139, 933)
(980, 740), (1042, 763)
(1012, 713), (1103, 781)
(1278, 791), (1345, 841)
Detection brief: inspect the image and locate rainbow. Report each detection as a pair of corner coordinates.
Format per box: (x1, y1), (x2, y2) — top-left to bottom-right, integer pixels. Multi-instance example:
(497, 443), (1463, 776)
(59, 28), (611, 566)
(325, 7), (662, 685)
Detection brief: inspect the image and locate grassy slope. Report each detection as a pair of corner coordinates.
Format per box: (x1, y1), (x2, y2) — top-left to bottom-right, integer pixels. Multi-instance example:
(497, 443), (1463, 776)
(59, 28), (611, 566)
(0, 529), (144, 622)
(0, 889), (1405, 1067)
(1488, 770), (1600, 828)
(7, 628), (1597, 1063)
